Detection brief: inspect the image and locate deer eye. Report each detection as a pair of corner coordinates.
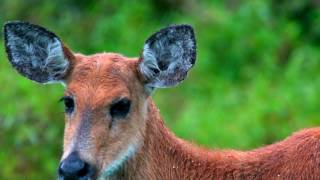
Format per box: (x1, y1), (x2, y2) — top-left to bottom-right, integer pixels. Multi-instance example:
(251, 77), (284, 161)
(60, 96), (75, 114)
(110, 98), (131, 119)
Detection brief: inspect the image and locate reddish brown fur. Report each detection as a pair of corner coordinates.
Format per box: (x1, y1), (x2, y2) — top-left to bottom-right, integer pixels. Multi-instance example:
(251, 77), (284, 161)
(61, 53), (320, 179)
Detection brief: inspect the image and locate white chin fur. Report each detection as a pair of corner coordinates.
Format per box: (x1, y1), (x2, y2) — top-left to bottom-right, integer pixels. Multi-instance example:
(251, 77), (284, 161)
(98, 140), (140, 179)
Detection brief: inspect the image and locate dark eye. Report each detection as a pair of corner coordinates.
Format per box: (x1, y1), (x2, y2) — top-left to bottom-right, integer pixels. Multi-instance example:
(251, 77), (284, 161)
(60, 96), (75, 114)
(110, 98), (131, 118)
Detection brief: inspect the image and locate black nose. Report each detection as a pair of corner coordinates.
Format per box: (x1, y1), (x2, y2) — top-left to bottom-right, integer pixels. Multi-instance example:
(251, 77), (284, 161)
(58, 152), (94, 179)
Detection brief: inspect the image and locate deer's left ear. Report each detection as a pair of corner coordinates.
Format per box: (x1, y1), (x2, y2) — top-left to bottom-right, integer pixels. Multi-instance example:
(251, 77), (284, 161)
(4, 21), (74, 84)
(139, 24), (196, 89)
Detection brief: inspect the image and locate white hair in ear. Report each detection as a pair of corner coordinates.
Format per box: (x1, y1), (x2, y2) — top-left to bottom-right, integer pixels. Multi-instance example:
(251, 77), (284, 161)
(140, 43), (160, 81)
(44, 38), (69, 82)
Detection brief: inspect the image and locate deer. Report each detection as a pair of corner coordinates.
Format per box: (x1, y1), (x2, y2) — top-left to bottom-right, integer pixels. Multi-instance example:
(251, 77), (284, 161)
(3, 21), (320, 180)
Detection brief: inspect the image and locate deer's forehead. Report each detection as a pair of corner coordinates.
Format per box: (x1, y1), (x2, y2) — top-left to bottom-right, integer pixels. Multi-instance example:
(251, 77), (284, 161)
(69, 53), (138, 85)
(65, 53), (141, 101)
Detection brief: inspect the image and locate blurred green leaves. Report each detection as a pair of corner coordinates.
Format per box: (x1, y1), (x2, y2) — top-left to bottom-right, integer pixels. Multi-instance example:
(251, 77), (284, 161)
(1, 0), (320, 179)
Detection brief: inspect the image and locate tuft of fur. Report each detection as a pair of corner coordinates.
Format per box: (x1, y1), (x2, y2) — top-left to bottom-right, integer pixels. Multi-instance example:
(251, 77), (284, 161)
(139, 25), (196, 89)
(4, 21), (69, 83)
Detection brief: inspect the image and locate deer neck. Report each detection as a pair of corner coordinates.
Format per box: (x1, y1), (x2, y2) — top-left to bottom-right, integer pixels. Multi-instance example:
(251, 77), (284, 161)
(106, 98), (246, 180)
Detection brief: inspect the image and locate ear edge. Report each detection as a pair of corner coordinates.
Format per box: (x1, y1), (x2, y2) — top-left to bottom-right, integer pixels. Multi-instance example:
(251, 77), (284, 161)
(4, 21), (60, 40)
(145, 24), (195, 44)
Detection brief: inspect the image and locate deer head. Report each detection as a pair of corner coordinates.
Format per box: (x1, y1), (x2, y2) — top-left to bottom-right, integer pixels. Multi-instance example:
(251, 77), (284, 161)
(4, 21), (196, 179)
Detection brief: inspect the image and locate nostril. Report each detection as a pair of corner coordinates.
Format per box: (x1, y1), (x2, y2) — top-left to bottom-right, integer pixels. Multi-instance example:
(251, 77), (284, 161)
(77, 162), (89, 177)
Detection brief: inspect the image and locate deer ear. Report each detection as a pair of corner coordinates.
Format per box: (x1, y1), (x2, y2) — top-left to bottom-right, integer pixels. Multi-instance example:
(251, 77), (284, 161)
(139, 24), (196, 89)
(4, 21), (73, 84)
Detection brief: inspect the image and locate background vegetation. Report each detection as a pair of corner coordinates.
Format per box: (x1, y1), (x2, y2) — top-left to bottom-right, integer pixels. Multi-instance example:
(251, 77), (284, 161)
(1, 0), (320, 179)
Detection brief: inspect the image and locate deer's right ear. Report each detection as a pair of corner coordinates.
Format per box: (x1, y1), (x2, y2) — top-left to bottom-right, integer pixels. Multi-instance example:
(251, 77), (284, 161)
(4, 21), (73, 84)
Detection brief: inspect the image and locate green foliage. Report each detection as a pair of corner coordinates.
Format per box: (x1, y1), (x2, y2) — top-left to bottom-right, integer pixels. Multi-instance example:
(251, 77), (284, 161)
(1, 0), (320, 178)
